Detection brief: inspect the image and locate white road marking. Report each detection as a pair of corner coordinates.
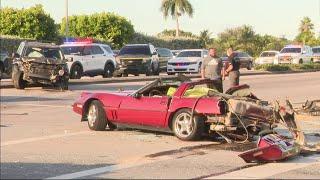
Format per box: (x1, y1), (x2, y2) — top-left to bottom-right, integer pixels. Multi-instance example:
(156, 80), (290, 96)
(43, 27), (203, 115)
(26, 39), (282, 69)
(46, 157), (168, 179)
(207, 154), (320, 179)
(2, 103), (71, 108)
(1, 131), (91, 147)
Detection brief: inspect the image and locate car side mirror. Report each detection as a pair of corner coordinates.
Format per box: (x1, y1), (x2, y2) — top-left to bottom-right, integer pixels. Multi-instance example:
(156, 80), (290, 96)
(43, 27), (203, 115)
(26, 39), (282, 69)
(133, 93), (142, 99)
(12, 53), (20, 58)
(67, 57), (73, 62)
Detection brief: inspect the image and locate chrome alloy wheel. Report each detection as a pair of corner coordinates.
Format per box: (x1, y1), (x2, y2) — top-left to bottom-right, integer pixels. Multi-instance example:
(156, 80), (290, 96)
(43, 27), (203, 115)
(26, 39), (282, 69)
(88, 104), (98, 127)
(174, 112), (195, 138)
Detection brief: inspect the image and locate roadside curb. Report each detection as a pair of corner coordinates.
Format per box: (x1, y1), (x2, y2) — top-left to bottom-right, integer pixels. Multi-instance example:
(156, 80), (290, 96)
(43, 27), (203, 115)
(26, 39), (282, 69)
(1, 70), (319, 89)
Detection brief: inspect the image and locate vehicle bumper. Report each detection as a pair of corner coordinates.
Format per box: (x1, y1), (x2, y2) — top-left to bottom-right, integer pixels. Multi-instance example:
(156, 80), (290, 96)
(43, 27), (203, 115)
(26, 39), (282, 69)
(167, 64), (199, 73)
(115, 63), (150, 75)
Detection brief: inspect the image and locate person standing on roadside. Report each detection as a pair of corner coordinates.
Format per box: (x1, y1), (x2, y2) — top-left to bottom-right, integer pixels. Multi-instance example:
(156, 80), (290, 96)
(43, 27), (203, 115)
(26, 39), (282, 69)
(201, 48), (223, 92)
(224, 47), (240, 87)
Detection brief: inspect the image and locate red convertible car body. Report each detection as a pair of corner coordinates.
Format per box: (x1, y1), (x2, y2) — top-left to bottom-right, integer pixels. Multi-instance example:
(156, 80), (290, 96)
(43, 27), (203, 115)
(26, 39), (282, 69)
(73, 77), (298, 141)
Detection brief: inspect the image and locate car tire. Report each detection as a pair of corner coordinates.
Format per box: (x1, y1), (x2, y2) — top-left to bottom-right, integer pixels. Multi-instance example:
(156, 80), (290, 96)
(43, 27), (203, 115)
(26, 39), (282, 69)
(70, 64), (82, 79)
(103, 63), (114, 78)
(12, 65), (27, 89)
(0, 64), (3, 80)
(167, 72), (175, 75)
(311, 58), (314, 63)
(146, 63), (154, 76)
(153, 63), (160, 76)
(56, 76), (69, 91)
(247, 62), (253, 70)
(299, 59), (303, 64)
(87, 100), (107, 131)
(172, 109), (205, 141)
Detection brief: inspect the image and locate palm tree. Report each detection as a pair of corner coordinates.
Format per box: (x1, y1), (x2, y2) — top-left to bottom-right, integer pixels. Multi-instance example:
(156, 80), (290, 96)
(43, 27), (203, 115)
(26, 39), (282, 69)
(299, 17), (314, 33)
(160, 0), (194, 37)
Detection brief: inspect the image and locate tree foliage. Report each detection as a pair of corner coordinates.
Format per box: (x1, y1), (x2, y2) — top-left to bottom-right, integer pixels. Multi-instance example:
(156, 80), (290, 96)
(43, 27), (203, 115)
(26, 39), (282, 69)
(0, 5), (57, 41)
(160, 0), (194, 37)
(60, 12), (135, 49)
(199, 30), (213, 48)
(295, 17), (317, 46)
(157, 29), (197, 38)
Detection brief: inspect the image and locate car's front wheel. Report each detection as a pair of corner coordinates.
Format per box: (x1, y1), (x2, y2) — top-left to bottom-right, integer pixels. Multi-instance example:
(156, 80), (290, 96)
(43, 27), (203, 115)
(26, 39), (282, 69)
(12, 65), (27, 89)
(247, 62), (253, 70)
(87, 100), (107, 131)
(103, 63), (114, 78)
(70, 64), (83, 79)
(172, 109), (205, 141)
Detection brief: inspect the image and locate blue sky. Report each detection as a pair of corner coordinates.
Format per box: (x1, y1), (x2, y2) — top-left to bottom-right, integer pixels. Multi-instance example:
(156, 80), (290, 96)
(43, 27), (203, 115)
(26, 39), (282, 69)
(2, 0), (320, 39)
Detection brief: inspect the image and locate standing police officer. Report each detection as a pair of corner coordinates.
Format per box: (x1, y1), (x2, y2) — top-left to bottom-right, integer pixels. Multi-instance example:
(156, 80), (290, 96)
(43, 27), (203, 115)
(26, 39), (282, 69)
(201, 47), (223, 92)
(224, 47), (240, 86)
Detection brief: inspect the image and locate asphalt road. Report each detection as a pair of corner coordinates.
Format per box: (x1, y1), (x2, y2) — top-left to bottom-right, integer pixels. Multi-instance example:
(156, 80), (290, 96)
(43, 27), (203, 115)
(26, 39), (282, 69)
(1, 72), (320, 179)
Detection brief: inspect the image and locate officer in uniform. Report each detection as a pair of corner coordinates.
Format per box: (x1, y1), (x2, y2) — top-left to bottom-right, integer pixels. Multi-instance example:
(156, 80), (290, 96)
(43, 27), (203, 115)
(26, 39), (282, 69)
(224, 47), (240, 86)
(201, 47), (223, 92)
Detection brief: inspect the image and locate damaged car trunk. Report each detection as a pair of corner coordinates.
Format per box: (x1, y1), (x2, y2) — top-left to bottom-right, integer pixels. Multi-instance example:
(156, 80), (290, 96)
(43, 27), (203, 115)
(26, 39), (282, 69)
(12, 41), (69, 90)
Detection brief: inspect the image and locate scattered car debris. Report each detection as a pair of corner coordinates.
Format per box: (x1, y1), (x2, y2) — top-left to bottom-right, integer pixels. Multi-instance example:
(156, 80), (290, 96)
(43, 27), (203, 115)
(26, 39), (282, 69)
(297, 99), (320, 116)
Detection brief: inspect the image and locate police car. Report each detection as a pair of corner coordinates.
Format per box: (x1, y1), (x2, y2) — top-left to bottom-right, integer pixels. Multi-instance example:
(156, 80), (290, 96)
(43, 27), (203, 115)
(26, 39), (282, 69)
(60, 39), (116, 79)
(275, 44), (313, 64)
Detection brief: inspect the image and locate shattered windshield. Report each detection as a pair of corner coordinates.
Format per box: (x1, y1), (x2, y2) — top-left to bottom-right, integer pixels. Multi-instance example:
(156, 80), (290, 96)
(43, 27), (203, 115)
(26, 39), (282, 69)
(26, 47), (63, 60)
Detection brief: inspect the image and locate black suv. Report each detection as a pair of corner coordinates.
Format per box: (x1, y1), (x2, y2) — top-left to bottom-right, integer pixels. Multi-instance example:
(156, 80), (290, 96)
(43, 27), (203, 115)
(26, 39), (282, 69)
(11, 41), (70, 90)
(115, 44), (160, 76)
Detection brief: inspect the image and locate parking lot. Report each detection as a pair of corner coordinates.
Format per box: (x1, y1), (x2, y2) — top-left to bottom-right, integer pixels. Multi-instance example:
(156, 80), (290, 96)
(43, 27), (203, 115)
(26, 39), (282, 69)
(1, 71), (320, 179)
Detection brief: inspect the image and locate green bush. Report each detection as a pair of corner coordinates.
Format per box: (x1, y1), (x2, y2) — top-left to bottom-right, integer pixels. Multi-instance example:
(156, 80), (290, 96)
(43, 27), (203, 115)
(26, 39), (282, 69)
(0, 5), (57, 41)
(254, 64), (320, 71)
(60, 12), (134, 49)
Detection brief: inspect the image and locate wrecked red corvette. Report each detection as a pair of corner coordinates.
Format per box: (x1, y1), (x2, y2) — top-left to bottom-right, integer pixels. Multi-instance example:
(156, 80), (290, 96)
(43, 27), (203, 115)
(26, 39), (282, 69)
(73, 77), (300, 145)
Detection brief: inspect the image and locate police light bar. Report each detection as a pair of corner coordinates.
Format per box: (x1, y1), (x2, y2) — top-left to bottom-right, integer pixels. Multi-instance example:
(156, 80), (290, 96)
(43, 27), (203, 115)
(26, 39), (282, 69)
(63, 37), (93, 44)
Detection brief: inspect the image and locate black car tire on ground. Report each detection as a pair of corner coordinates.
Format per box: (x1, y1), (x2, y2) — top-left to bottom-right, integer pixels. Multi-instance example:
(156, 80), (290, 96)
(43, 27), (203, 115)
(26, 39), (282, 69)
(103, 63), (115, 78)
(87, 100), (107, 131)
(299, 59), (303, 64)
(0, 64), (3, 80)
(70, 64), (83, 79)
(12, 65), (27, 89)
(247, 62), (253, 70)
(146, 63), (154, 76)
(172, 109), (205, 141)
(55, 76), (69, 91)
(153, 63), (160, 76)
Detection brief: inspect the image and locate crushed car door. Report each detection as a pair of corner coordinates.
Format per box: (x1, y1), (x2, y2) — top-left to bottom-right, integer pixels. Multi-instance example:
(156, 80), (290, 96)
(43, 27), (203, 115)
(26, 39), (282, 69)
(117, 96), (170, 127)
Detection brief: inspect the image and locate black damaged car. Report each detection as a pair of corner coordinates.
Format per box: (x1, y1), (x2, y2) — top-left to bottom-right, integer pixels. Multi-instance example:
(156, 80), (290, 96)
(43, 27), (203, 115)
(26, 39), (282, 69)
(11, 41), (70, 90)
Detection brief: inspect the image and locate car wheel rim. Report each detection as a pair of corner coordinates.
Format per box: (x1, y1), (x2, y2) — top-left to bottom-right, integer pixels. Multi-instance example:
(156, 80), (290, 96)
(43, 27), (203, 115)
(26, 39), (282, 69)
(175, 113), (194, 138)
(88, 105), (97, 127)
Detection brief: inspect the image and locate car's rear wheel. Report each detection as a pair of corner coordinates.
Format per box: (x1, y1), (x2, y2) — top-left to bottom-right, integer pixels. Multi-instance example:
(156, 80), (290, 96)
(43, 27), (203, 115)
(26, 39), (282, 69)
(12, 65), (27, 89)
(70, 64), (82, 79)
(172, 109), (205, 141)
(87, 100), (107, 131)
(0, 64), (3, 80)
(299, 59), (303, 64)
(103, 63), (114, 78)
(311, 58), (314, 63)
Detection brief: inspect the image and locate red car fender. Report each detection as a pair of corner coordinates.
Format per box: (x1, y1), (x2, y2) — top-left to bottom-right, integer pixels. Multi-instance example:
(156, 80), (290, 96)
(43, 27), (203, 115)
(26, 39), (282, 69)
(165, 97), (223, 127)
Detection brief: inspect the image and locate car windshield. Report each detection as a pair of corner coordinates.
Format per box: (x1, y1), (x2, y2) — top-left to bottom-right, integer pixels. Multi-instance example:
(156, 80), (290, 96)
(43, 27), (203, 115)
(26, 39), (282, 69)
(280, 48), (301, 53)
(61, 46), (84, 55)
(312, 48), (320, 53)
(26, 47), (63, 60)
(260, 52), (276, 57)
(119, 46), (151, 55)
(177, 51), (201, 57)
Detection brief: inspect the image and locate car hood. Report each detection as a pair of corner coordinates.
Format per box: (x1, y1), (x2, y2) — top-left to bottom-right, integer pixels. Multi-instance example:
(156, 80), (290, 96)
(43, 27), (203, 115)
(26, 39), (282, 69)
(169, 57), (202, 62)
(21, 57), (67, 65)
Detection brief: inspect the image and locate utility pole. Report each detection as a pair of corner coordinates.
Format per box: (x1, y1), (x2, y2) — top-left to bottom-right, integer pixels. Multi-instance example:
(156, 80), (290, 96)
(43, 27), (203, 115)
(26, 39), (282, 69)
(65, 0), (69, 40)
